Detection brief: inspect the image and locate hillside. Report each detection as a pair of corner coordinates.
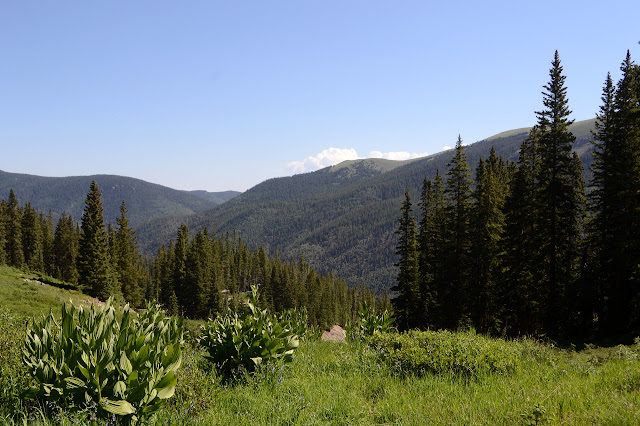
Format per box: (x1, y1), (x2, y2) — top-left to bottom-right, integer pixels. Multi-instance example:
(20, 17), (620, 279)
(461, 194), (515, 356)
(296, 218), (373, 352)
(0, 171), (240, 228)
(136, 119), (597, 293)
(188, 190), (241, 204)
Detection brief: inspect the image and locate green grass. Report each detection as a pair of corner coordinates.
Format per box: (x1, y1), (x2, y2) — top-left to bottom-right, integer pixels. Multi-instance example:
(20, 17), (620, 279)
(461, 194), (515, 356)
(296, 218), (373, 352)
(0, 266), (92, 318)
(153, 340), (640, 425)
(2, 265), (640, 424)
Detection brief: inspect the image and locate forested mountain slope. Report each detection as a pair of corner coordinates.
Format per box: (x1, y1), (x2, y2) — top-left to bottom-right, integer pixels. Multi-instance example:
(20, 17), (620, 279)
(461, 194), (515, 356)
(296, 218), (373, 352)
(137, 119), (597, 293)
(0, 171), (239, 228)
(188, 190), (241, 204)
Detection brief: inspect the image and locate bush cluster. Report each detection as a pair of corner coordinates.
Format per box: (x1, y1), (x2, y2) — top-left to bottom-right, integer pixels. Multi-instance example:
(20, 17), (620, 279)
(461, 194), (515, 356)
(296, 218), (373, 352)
(368, 329), (520, 377)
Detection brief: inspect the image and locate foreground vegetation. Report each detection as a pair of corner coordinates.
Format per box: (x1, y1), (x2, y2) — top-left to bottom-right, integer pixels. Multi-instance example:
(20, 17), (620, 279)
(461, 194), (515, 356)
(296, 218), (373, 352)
(2, 267), (640, 425)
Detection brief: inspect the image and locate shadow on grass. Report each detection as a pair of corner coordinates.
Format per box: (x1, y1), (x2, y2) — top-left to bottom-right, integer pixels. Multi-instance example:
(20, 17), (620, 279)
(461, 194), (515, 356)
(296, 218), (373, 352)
(27, 275), (78, 292)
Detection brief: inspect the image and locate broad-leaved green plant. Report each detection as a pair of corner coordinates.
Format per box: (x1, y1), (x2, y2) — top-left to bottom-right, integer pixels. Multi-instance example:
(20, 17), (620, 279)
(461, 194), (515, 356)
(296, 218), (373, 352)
(198, 285), (300, 380)
(22, 298), (183, 423)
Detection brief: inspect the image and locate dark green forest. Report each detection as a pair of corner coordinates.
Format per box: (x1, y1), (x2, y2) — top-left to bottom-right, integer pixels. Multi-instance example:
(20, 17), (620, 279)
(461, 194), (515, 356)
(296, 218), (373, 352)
(392, 51), (640, 341)
(0, 183), (384, 328)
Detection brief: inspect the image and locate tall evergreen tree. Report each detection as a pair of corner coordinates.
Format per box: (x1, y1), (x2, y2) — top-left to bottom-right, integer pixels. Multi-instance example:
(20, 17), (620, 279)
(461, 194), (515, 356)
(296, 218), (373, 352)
(469, 148), (508, 333)
(418, 177), (436, 328)
(185, 229), (214, 318)
(53, 212), (79, 284)
(578, 73), (621, 331)
(566, 151), (588, 333)
(428, 170), (448, 329)
(443, 136), (473, 328)
(0, 200), (7, 265)
(6, 189), (24, 267)
(115, 201), (144, 307)
(534, 51), (585, 336)
(40, 211), (55, 276)
(499, 128), (541, 335)
(590, 53), (640, 333)
(391, 189), (420, 330)
(172, 224), (190, 314)
(77, 181), (116, 300)
(21, 203), (44, 272)
(155, 241), (176, 309)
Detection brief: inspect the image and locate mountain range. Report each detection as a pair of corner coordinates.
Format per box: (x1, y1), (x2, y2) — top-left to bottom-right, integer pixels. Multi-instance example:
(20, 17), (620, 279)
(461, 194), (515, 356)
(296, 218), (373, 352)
(136, 118), (597, 293)
(2, 118), (596, 293)
(0, 171), (240, 228)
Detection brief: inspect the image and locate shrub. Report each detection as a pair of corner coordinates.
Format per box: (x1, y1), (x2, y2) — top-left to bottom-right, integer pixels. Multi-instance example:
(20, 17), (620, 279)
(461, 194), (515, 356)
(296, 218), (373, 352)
(198, 285), (300, 380)
(22, 298), (183, 423)
(347, 303), (394, 341)
(368, 329), (520, 378)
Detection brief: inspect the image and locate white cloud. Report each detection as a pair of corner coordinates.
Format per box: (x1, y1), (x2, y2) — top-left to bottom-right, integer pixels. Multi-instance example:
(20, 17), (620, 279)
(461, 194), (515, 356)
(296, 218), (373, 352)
(286, 147), (359, 174)
(441, 145), (452, 151)
(286, 148), (430, 174)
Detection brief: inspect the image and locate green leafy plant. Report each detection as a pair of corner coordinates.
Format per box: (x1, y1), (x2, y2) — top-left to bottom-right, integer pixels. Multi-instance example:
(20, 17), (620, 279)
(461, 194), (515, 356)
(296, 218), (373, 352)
(521, 403), (547, 425)
(368, 329), (520, 378)
(22, 298), (183, 423)
(347, 303), (395, 341)
(279, 306), (309, 340)
(198, 285), (300, 380)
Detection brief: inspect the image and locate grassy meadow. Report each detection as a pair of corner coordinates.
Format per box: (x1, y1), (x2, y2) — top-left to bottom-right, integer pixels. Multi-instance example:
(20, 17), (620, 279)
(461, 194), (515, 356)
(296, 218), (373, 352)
(1, 265), (640, 425)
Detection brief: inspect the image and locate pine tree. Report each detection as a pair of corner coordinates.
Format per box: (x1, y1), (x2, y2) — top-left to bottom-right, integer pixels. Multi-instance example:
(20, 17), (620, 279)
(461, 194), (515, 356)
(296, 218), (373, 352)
(590, 52), (640, 333)
(77, 181), (116, 300)
(153, 242), (175, 307)
(534, 51), (585, 336)
(499, 129), (541, 335)
(21, 203), (44, 272)
(40, 211), (55, 276)
(469, 148), (508, 333)
(443, 136), (473, 329)
(391, 189), (420, 330)
(172, 224), (190, 314)
(186, 229), (214, 318)
(588, 73), (616, 314)
(6, 189), (24, 267)
(115, 201), (144, 307)
(418, 177), (436, 328)
(0, 200), (7, 265)
(565, 151), (587, 333)
(53, 212), (79, 284)
(428, 170), (447, 329)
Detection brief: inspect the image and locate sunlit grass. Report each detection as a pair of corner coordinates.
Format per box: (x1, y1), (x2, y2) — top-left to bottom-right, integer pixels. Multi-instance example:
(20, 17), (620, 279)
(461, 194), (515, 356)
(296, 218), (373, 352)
(0, 266), (91, 318)
(152, 339), (640, 425)
(2, 265), (640, 425)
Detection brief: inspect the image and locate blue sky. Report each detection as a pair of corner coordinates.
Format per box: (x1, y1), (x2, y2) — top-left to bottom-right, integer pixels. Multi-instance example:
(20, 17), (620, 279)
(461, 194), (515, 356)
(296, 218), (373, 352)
(1, 1), (638, 191)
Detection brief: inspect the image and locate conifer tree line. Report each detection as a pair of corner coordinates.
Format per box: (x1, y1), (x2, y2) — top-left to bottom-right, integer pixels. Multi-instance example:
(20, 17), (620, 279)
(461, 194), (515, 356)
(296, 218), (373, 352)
(393, 51), (640, 340)
(0, 182), (387, 327)
(147, 225), (386, 327)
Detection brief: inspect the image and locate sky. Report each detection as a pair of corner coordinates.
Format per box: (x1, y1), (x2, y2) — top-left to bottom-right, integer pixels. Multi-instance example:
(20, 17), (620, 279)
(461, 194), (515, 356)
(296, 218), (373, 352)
(1, 1), (638, 192)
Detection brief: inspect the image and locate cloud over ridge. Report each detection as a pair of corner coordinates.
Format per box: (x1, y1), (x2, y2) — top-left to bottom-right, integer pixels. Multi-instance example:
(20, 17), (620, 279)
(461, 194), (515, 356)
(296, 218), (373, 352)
(287, 148), (429, 174)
